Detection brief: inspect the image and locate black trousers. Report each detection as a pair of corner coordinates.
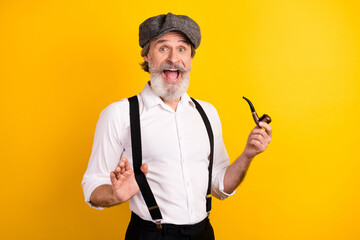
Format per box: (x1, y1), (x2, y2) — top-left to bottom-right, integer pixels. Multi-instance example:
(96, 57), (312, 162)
(125, 212), (215, 240)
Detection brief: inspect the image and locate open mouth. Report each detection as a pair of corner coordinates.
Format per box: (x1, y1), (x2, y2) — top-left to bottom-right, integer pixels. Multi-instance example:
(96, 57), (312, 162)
(162, 69), (180, 82)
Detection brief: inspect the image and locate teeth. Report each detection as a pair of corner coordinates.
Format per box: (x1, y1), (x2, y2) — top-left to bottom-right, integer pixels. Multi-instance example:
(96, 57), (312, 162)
(165, 69), (178, 71)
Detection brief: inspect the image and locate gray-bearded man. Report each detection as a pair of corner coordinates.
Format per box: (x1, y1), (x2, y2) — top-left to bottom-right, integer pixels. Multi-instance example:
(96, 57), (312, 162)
(82, 12), (272, 240)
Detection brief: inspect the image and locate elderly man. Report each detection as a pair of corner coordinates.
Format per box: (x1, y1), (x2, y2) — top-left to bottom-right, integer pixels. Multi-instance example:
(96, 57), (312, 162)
(82, 13), (272, 240)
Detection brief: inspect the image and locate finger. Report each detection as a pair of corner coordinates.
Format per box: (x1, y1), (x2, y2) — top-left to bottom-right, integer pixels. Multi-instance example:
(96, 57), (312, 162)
(252, 128), (271, 144)
(110, 171), (119, 186)
(256, 133), (266, 144)
(124, 158), (134, 172)
(121, 156), (128, 165)
(117, 157), (126, 168)
(252, 128), (266, 136)
(249, 135), (266, 147)
(249, 128), (266, 140)
(250, 130), (270, 146)
(120, 161), (126, 174)
(141, 163), (148, 176)
(249, 138), (266, 152)
(253, 125), (267, 138)
(119, 157), (128, 174)
(249, 139), (264, 152)
(114, 165), (122, 179)
(259, 122), (272, 138)
(115, 163), (124, 177)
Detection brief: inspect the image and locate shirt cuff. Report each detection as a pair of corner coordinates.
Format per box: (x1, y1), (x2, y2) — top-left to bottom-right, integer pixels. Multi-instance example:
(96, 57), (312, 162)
(212, 169), (236, 200)
(218, 174), (236, 198)
(82, 180), (112, 210)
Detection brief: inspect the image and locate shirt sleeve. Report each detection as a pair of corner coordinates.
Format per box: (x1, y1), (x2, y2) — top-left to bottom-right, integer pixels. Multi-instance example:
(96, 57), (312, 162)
(81, 101), (126, 209)
(204, 103), (236, 200)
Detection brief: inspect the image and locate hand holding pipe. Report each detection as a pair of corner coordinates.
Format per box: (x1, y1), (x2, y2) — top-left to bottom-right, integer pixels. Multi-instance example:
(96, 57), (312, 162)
(243, 96), (271, 127)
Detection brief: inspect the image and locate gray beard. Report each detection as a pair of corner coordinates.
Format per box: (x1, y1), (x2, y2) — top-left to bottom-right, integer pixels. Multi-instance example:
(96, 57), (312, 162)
(149, 62), (191, 101)
(150, 72), (190, 102)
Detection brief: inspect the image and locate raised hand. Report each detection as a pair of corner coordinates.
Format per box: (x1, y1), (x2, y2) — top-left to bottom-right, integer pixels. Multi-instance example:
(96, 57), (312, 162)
(110, 157), (148, 203)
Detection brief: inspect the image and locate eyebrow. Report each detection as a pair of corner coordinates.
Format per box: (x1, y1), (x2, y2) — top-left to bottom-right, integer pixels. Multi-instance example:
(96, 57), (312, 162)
(155, 39), (190, 46)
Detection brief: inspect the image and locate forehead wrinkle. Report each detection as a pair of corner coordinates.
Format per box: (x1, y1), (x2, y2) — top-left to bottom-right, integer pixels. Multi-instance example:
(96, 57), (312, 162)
(178, 39), (190, 45)
(155, 39), (167, 46)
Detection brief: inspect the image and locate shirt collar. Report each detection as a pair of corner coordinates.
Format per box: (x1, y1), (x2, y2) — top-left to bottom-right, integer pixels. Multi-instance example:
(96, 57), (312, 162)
(140, 82), (195, 111)
(180, 91), (196, 109)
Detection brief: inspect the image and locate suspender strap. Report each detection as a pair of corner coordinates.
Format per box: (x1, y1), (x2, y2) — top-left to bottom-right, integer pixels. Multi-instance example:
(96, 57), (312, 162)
(191, 98), (214, 213)
(128, 95), (214, 219)
(128, 96), (163, 221)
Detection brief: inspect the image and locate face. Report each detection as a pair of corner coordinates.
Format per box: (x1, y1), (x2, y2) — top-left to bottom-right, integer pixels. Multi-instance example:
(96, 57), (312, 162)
(144, 31), (192, 101)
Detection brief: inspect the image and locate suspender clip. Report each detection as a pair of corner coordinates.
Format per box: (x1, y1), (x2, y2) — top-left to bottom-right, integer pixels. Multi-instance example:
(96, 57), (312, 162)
(155, 219), (162, 229)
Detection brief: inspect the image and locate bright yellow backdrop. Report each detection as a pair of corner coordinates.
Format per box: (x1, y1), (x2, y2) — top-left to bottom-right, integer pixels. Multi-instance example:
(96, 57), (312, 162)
(1, 0), (359, 239)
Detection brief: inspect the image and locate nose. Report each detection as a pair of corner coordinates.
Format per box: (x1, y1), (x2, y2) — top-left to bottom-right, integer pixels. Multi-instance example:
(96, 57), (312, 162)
(167, 49), (180, 65)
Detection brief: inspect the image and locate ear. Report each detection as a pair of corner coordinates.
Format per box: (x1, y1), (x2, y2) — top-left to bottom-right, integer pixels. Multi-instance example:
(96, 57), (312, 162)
(144, 56), (149, 62)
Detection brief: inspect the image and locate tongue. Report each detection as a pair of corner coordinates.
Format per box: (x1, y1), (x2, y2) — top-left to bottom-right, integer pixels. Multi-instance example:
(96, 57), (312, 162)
(163, 70), (179, 81)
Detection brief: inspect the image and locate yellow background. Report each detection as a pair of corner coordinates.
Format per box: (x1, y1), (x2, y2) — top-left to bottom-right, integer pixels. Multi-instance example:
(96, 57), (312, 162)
(1, 0), (360, 239)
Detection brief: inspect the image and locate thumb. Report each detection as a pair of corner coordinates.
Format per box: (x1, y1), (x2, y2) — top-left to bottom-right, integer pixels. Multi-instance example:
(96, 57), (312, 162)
(140, 163), (148, 176)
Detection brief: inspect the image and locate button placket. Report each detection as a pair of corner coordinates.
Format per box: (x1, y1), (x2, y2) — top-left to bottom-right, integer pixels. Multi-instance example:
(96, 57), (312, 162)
(174, 111), (195, 222)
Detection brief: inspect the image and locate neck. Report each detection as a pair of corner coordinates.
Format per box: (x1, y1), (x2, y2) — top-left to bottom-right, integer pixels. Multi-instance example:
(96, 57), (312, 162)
(163, 98), (181, 111)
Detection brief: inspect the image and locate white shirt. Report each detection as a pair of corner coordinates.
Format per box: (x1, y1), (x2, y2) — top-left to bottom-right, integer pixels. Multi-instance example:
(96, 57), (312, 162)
(82, 83), (234, 224)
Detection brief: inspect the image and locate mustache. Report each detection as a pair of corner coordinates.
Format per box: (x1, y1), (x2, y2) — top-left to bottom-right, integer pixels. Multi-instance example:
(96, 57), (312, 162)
(149, 63), (190, 74)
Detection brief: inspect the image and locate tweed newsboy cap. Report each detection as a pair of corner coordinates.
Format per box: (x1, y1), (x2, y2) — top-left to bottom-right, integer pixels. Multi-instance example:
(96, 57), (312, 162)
(139, 12), (201, 49)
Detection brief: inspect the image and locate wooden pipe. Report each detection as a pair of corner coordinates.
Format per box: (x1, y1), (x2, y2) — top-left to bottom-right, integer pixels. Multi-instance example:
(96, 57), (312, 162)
(243, 96), (271, 127)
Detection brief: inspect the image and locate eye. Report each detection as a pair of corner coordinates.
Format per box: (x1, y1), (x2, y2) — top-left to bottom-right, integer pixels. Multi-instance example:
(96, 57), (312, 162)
(179, 47), (186, 52)
(159, 47), (167, 52)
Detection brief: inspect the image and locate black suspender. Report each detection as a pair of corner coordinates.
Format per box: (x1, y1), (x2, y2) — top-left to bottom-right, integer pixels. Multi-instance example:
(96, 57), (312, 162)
(128, 96), (163, 222)
(190, 97), (214, 213)
(128, 95), (214, 223)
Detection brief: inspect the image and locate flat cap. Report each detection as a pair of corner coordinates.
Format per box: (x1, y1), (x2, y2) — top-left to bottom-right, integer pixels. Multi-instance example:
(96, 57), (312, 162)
(139, 13), (201, 49)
